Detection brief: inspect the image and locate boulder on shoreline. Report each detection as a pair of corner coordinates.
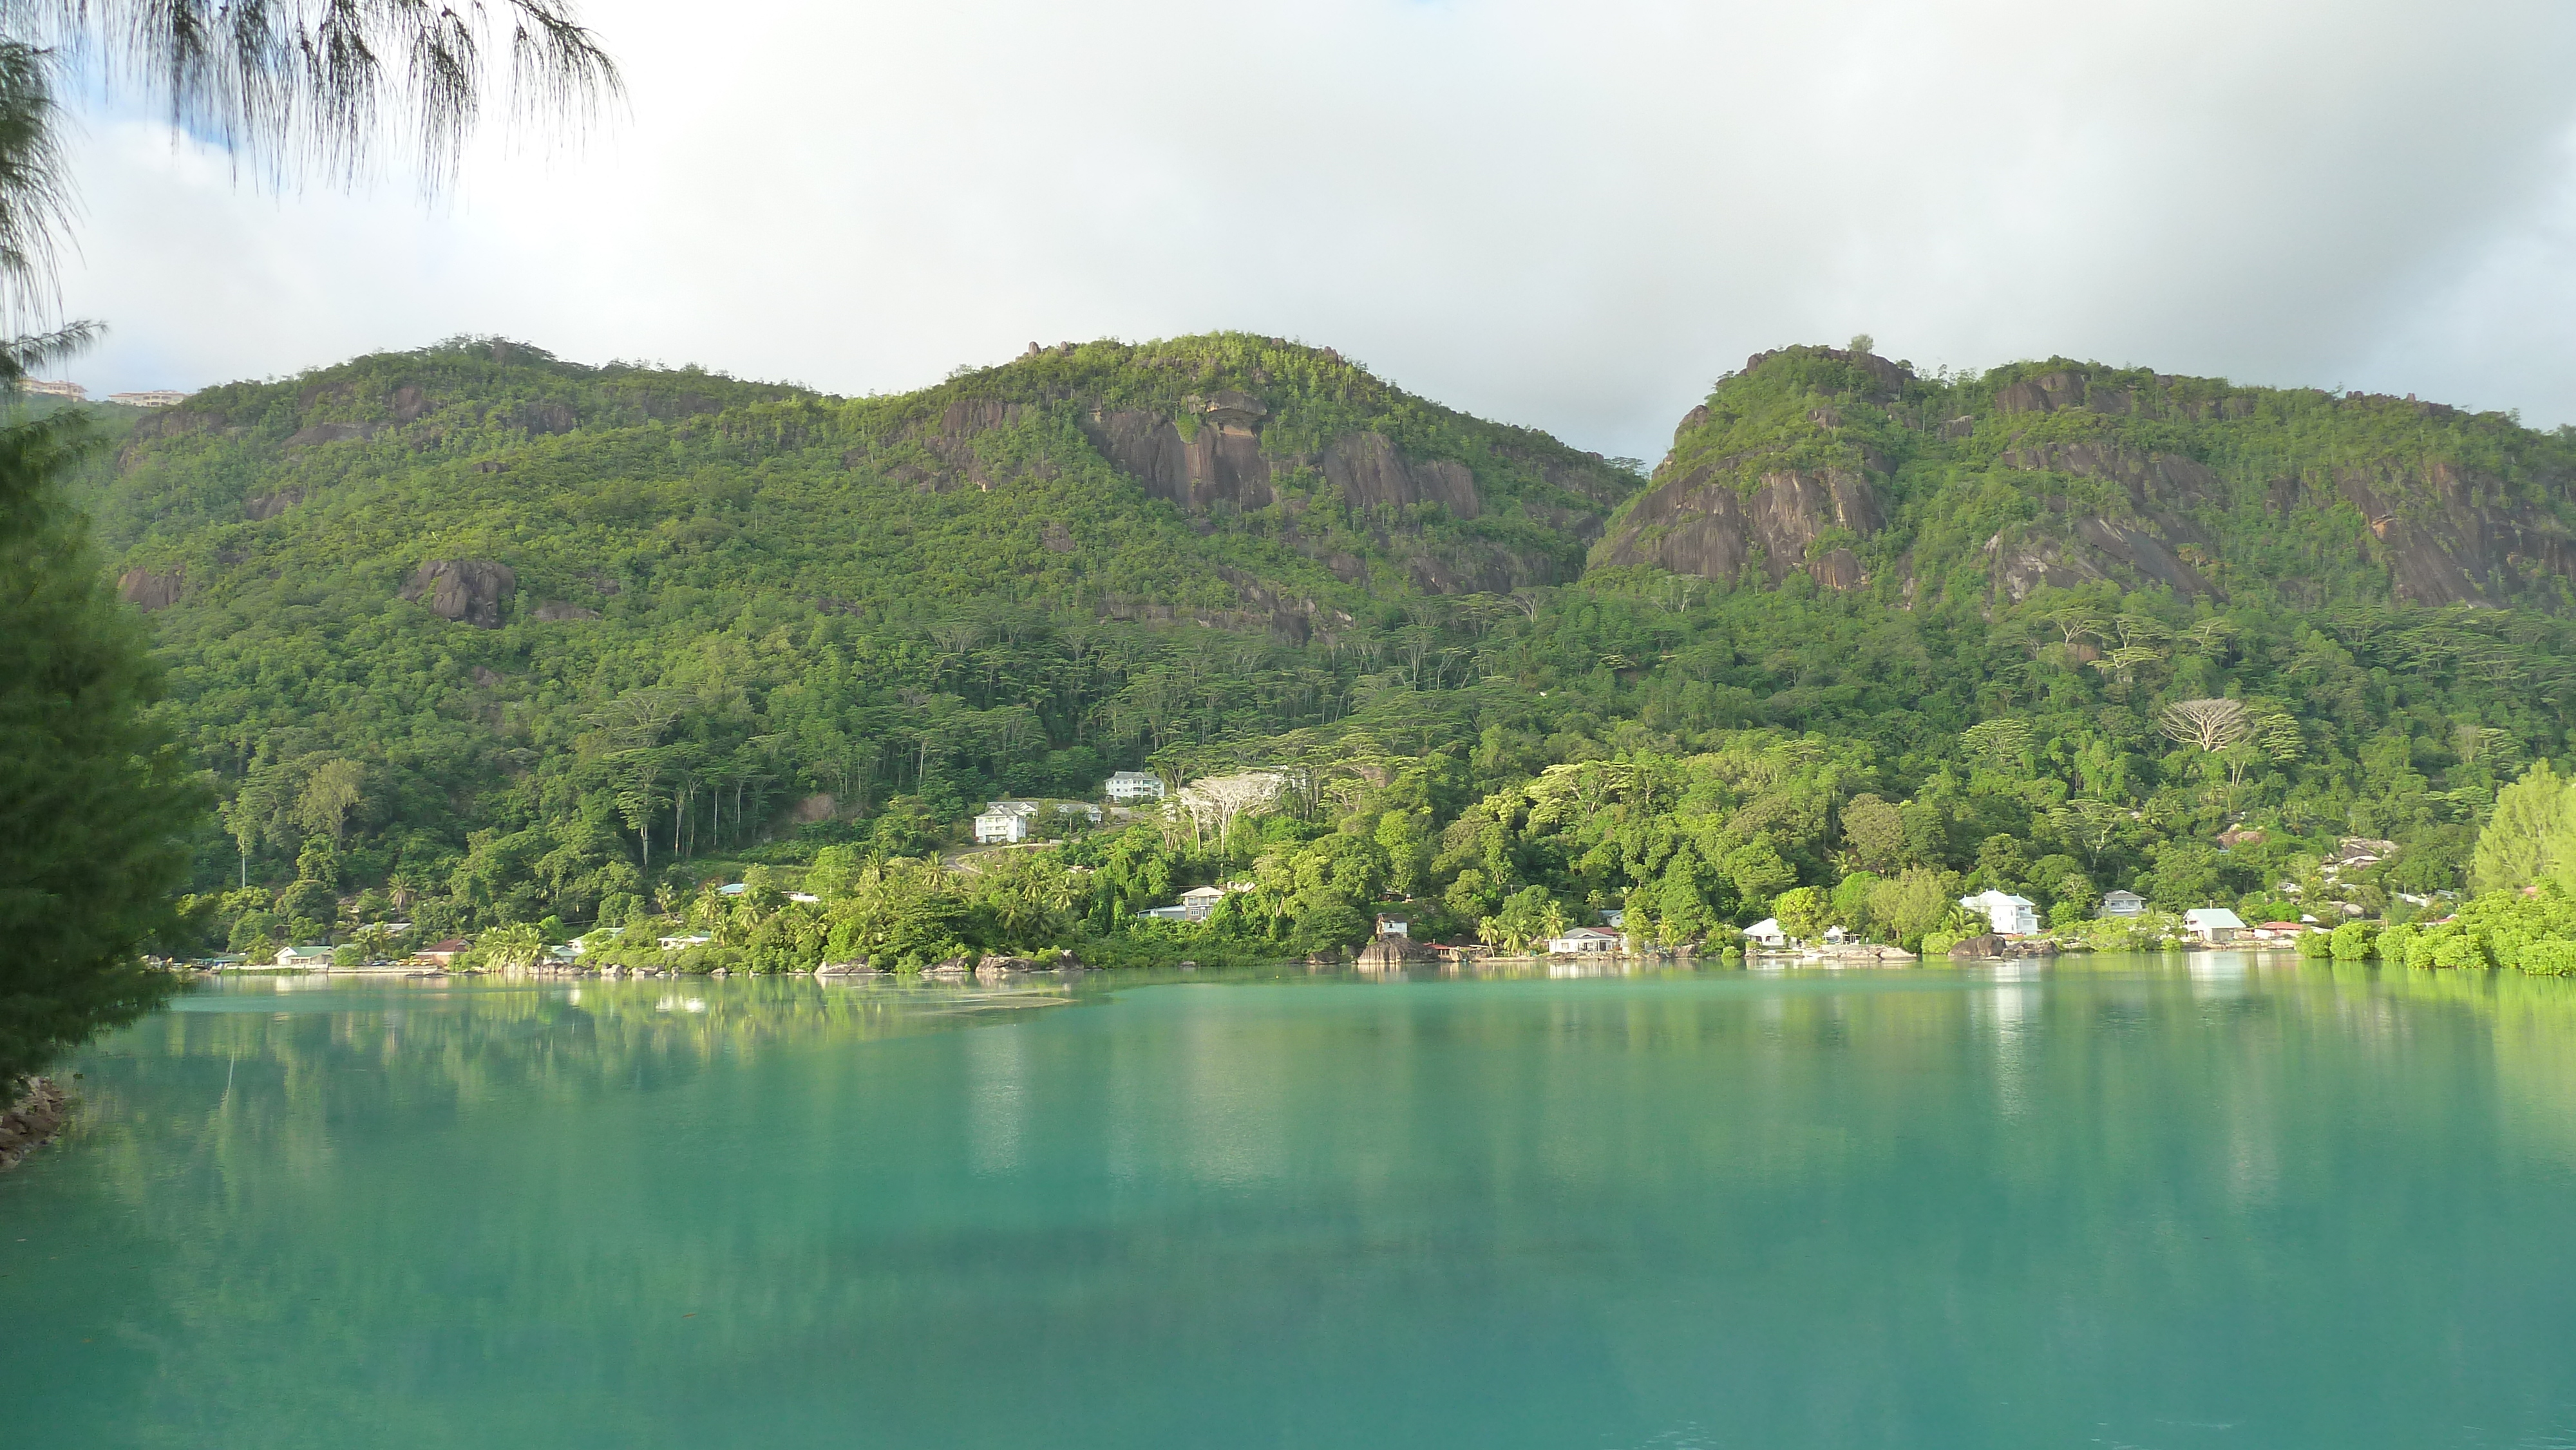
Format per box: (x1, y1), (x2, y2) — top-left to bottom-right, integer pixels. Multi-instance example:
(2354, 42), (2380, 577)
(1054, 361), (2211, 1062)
(975, 954), (1039, 983)
(1, 1077), (70, 1172)
(1356, 935), (1429, 970)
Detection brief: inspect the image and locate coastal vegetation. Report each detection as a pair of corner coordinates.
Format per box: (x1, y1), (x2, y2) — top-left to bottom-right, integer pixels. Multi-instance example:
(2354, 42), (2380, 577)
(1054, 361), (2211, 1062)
(28, 329), (2576, 1024)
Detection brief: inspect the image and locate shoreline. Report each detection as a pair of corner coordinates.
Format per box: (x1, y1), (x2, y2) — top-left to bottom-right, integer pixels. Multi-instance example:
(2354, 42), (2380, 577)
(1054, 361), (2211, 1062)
(0, 1076), (69, 1172)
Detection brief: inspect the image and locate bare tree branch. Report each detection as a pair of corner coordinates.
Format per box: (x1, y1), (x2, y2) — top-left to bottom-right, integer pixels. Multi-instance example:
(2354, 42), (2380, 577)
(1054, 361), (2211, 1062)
(2157, 698), (2251, 754)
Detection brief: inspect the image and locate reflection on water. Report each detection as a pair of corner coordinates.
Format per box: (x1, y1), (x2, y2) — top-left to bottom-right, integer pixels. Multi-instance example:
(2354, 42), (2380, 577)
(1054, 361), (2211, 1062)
(7, 957), (2576, 1450)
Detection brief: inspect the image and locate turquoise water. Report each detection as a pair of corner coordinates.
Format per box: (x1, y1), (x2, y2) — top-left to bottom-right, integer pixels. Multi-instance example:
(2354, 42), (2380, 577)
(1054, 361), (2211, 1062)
(8, 956), (2576, 1448)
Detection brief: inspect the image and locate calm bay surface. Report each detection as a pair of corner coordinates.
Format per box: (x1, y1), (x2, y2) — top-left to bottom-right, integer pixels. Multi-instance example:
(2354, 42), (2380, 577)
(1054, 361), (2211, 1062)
(7, 955), (2576, 1448)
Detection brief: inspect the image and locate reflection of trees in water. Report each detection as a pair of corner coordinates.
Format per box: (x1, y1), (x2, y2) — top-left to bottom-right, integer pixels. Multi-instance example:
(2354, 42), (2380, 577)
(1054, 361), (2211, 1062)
(119, 975), (1075, 1093)
(37, 959), (2576, 1445)
(55, 977), (1089, 1446)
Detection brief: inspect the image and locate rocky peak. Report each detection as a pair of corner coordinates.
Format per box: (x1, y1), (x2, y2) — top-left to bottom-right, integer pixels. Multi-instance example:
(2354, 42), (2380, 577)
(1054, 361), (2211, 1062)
(1739, 344), (1915, 400)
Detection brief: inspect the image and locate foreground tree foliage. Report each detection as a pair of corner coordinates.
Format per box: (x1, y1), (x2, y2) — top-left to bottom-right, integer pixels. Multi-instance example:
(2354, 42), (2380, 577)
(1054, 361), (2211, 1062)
(0, 417), (208, 1080)
(0, 1), (615, 1073)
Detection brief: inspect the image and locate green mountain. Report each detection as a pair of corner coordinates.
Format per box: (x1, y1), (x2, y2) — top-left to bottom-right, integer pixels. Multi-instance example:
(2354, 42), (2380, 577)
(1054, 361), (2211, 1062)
(64, 334), (2576, 965)
(98, 333), (1634, 633)
(70, 332), (1638, 914)
(1599, 344), (2576, 611)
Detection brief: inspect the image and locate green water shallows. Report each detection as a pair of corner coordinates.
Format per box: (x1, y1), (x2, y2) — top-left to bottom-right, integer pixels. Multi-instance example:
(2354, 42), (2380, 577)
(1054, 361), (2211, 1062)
(6, 957), (2576, 1449)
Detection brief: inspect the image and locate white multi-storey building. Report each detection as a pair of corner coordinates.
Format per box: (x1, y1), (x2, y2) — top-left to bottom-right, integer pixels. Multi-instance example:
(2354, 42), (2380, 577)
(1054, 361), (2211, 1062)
(1106, 770), (1165, 802)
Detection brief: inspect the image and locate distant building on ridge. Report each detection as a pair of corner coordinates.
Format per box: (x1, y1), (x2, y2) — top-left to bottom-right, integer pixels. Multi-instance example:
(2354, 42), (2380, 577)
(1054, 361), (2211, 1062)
(1106, 770), (1165, 802)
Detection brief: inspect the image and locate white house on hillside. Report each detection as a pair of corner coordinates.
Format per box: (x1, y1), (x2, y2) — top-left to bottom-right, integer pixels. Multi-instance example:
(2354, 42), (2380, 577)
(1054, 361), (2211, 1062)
(1961, 889), (2040, 936)
(1106, 771), (1166, 802)
(1744, 918), (1788, 949)
(1179, 885), (1229, 921)
(2101, 889), (2146, 918)
(974, 807), (1030, 844)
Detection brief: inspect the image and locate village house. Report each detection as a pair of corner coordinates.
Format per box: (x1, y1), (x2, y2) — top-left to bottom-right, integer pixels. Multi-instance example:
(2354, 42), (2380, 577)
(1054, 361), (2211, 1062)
(974, 799), (1038, 844)
(1960, 889), (2040, 936)
(273, 943), (333, 967)
(1376, 915), (1410, 937)
(1054, 802), (1104, 824)
(2183, 908), (2246, 944)
(1546, 926), (1620, 954)
(1179, 885), (1228, 921)
(419, 938), (469, 966)
(2100, 889), (2147, 918)
(1105, 771), (1166, 803)
(1743, 918), (1788, 949)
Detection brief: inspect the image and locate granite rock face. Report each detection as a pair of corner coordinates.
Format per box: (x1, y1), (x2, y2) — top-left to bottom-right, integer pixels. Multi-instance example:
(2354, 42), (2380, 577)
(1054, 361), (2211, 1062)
(1321, 431), (1481, 518)
(244, 487), (306, 521)
(1077, 391), (1280, 513)
(118, 566), (184, 610)
(402, 560), (517, 628)
(1593, 466), (1886, 589)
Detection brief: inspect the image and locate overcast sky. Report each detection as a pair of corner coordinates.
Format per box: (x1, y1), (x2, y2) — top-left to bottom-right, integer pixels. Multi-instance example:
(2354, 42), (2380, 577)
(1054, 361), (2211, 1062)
(47, 0), (2576, 461)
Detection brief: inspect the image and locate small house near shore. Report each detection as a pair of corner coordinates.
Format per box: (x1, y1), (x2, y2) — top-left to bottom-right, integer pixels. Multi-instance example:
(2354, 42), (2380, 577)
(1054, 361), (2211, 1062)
(1744, 918), (1788, 949)
(1961, 889), (2039, 936)
(2183, 908), (2246, 944)
(419, 939), (468, 966)
(1546, 927), (1620, 954)
(2101, 889), (2146, 918)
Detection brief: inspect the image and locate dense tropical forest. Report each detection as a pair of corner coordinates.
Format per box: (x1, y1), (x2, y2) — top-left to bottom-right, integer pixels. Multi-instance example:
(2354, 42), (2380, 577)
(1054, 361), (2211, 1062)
(60, 332), (2576, 970)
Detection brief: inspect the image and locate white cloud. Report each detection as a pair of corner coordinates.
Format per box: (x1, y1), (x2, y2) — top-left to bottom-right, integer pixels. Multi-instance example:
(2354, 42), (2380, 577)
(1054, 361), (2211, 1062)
(48, 0), (2576, 456)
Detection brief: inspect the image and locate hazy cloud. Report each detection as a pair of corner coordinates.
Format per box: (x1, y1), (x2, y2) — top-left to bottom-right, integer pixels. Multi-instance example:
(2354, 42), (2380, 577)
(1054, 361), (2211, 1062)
(50, 0), (2576, 458)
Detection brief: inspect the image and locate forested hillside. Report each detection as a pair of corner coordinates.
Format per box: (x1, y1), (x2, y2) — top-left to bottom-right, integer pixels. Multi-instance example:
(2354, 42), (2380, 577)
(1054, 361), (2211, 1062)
(1602, 342), (2576, 612)
(68, 335), (2576, 966)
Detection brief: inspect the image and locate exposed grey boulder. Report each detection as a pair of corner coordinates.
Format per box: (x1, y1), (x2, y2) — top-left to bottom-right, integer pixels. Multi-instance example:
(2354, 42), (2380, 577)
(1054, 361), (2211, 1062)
(401, 559), (517, 628)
